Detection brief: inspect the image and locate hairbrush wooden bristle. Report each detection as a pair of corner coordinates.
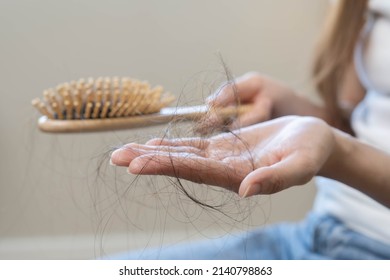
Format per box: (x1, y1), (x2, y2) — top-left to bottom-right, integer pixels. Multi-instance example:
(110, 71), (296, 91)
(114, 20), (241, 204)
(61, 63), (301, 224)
(32, 77), (251, 133)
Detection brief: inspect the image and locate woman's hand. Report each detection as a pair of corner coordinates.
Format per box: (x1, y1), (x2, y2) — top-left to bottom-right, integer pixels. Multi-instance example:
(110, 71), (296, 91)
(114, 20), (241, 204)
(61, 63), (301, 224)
(207, 72), (296, 128)
(207, 72), (327, 130)
(110, 116), (335, 197)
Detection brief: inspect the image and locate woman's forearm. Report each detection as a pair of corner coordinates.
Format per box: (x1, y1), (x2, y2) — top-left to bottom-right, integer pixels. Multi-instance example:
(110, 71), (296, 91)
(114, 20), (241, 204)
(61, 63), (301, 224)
(320, 129), (390, 208)
(274, 93), (329, 120)
(275, 93), (355, 133)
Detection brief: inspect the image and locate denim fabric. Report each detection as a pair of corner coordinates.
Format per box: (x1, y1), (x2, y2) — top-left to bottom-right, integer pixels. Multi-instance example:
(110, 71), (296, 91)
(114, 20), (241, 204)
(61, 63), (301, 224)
(111, 212), (390, 260)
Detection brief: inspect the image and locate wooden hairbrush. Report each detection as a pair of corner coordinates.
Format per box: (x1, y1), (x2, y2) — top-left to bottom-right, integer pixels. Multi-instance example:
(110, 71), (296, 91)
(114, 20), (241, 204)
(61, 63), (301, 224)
(32, 77), (251, 133)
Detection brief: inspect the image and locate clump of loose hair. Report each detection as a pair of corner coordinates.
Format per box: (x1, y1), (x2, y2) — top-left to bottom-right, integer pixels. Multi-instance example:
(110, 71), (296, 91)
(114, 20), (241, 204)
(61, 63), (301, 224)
(92, 61), (266, 257)
(114, 59), (255, 211)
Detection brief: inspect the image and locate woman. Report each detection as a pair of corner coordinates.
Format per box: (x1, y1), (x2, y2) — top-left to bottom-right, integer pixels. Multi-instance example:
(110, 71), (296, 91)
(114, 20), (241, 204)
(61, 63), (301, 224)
(110, 0), (390, 259)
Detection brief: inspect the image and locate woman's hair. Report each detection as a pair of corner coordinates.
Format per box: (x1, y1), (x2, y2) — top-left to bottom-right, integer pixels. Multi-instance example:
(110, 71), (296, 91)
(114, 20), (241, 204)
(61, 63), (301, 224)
(312, 0), (368, 126)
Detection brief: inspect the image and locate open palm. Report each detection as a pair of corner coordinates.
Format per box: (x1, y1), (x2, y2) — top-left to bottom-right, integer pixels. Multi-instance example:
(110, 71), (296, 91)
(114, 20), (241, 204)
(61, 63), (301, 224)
(111, 116), (335, 197)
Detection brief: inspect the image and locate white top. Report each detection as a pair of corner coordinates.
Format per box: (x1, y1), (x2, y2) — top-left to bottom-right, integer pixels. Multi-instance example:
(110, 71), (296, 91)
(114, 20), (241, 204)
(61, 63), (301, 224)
(314, 0), (390, 245)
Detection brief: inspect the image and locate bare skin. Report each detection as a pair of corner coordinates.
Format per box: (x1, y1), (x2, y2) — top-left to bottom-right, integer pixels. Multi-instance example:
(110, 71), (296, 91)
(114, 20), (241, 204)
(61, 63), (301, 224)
(111, 116), (334, 197)
(207, 72), (330, 128)
(110, 72), (390, 208)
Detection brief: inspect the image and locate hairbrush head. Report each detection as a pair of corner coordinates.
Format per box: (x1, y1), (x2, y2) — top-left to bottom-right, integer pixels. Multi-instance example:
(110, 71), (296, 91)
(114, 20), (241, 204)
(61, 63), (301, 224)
(32, 77), (176, 133)
(33, 77), (175, 120)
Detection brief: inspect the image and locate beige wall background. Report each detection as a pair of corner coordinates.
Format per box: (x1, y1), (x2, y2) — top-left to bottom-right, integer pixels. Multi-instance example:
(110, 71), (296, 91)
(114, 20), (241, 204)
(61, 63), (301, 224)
(0, 0), (327, 259)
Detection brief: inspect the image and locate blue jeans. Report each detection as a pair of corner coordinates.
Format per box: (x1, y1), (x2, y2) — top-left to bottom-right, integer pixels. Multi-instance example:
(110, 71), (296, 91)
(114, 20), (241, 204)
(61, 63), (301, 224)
(112, 213), (390, 259)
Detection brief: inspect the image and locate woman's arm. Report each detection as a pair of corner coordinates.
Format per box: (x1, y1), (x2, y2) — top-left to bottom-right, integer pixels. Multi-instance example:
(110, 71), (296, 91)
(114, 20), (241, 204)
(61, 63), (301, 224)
(208, 66), (365, 133)
(208, 72), (331, 126)
(321, 128), (390, 207)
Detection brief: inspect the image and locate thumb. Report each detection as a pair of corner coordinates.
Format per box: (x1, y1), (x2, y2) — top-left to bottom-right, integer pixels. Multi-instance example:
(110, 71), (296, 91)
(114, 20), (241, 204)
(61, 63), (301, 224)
(230, 96), (271, 128)
(238, 155), (314, 197)
(207, 82), (237, 107)
(207, 72), (264, 107)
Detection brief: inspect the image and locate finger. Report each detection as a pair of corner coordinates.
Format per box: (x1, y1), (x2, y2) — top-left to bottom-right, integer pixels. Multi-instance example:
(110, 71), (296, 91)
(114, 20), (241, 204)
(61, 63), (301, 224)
(192, 113), (227, 135)
(146, 137), (209, 150)
(129, 152), (242, 189)
(110, 143), (204, 166)
(207, 82), (237, 107)
(239, 155), (315, 197)
(230, 96), (272, 128)
(207, 73), (263, 107)
(129, 143), (204, 156)
(110, 144), (145, 166)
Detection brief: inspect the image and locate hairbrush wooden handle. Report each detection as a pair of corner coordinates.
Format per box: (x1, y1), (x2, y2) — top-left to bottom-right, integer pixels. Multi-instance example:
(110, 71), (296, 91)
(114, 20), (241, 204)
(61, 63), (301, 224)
(37, 104), (253, 133)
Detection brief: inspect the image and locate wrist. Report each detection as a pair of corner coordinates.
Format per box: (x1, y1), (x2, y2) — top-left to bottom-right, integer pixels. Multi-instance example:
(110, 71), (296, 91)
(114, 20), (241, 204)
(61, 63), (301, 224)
(318, 127), (355, 180)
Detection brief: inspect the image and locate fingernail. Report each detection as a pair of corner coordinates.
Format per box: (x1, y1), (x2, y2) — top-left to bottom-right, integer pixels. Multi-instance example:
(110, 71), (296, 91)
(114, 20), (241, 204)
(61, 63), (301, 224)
(240, 184), (259, 198)
(109, 158), (116, 166)
(240, 186), (251, 198)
